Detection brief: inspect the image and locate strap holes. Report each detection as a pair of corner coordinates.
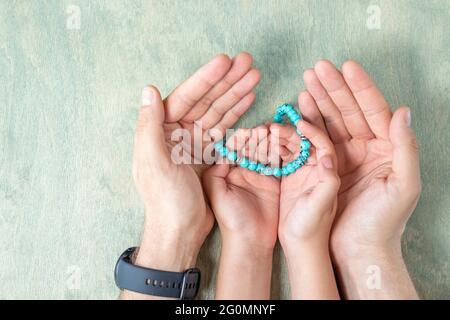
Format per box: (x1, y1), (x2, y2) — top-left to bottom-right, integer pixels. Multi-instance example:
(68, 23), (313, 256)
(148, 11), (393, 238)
(152, 280), (158, 286)
(160, 281), (165, 287)
(145, 279), (151, 285)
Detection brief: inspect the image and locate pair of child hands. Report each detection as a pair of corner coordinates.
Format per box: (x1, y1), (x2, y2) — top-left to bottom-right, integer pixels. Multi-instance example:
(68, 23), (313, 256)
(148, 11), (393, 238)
(204, 116), (340, 299)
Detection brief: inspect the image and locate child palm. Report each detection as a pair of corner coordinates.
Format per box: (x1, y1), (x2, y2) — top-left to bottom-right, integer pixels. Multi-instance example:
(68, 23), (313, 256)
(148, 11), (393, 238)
(203, 126), (281, 249)
(274, 120), (340, 243)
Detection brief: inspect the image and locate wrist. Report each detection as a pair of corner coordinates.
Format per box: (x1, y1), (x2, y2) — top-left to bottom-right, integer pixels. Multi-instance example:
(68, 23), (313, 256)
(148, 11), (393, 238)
(220, 229), (277, 253)
(331, 239), (403, 268)
(280, 230), (330, 256)
(282, 237), (330, 262)
(120, 224), (203, 301)
(222, 237), (275, 260)
(144, 204), (210, 232)
(331, 242), (417, 299)
(216, 238), (274, 300)
(135, 223), (205, 272)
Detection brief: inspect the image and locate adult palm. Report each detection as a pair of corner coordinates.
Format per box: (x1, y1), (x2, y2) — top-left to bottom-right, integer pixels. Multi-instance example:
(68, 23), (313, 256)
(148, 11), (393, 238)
(299, 60), (421, 255)
(133, 53), (261, 237)
(163, 52), (260, 175)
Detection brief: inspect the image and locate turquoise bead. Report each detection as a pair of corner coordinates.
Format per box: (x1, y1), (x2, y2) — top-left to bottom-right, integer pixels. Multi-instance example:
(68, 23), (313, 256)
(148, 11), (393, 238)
(214, 142), (224, 151)
(263, 167), (273, 176)
(301, 140), (311, 150)
(248, 161), (257, 171)
(273, 167), (282, 177)
(286, 163), (295, 173)
(291, 160), (300, 169)
(294, 158), (304, 167)
(218, 147), (228, 157)
(239, 157), (250, 168)
(227, 151), (237, 162)
(256, 163), (265, 172)
(281, 167), (289, 176)
(273, 115), (282, 123)
(301, 150), (310, 158)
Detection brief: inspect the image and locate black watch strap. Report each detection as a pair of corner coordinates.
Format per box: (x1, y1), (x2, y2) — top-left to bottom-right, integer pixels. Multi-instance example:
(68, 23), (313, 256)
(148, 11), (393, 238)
(114, 247), (201, 300)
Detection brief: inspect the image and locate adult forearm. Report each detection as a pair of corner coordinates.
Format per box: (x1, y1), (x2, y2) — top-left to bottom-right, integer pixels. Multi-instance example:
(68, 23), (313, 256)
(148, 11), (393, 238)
(215, 240), (273, 300)
(333, 244), (418, 300)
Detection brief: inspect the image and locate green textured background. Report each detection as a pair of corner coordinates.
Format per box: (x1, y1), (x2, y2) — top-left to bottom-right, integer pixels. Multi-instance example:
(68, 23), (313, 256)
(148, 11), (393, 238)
(1, 0), (449, 299)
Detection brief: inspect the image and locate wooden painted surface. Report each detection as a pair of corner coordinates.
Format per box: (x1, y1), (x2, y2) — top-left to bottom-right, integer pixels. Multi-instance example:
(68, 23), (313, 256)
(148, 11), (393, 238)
(0, 0), (449, 299)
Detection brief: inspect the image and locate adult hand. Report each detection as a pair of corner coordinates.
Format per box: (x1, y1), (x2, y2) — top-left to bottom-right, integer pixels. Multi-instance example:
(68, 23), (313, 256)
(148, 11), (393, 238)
(301, 60), (421, 299)
(122, 53), (261, 299)
(203, 126), (280, 299)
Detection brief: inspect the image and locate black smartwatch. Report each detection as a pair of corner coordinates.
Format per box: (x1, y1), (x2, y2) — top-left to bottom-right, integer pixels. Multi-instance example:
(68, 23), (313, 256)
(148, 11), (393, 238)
(114, 247), (201, 300)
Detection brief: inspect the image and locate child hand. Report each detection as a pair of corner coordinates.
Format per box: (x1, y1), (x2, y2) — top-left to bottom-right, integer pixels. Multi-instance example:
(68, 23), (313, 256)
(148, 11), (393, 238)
(273, 119), (340, 299)
(203, 125), (281, 299)
(275, 120), (340, 249)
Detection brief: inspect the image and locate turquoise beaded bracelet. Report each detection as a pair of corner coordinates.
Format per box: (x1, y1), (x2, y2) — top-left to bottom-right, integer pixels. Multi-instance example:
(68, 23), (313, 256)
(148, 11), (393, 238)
(213, 103), (311, 177)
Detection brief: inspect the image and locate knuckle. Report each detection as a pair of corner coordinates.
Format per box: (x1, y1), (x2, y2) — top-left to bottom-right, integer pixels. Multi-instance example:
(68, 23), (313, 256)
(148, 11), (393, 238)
(329, 174), (341, 190)
(410, 179), (422, 200)
(198, 95), (214, 110)
(136, 109), (151, 132)
(409, 136), (420, 152)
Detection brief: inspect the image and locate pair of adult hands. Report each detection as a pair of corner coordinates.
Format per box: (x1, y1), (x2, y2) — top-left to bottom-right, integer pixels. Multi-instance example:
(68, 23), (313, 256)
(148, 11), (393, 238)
(130, 53), (421, 299)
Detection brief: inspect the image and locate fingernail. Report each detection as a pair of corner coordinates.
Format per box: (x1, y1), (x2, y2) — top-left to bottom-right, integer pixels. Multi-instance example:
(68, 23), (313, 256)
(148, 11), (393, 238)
(321, 156), (333, 169)
(405, 108), (411, 127)
(142, 87), (154, 106)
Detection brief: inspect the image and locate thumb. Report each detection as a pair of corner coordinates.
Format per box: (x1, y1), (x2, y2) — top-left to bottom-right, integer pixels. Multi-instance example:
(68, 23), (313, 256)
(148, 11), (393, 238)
(310, 155), (340, 205)
(202, 164), (230, 205)
(389, 106), (421, 192)
(134, 86), (170, 163)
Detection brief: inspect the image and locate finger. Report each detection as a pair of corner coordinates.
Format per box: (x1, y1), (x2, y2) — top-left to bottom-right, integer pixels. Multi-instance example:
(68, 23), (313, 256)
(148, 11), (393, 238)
(212, 91), (256, 136)
(251, 131), (270, 164)
(303, 68), (351, 143)
(389, 106), (421, 194)
(298, 90), (326, 132)
(244, 125), (268, 161)
(342, 60), (392, 139)
(269, 123), (300, 155)
(165, 54), (232, 122)
(199, 68), (261, 129)
(225, 128), (252, 152)
(267, 129), (282, 167)
(310, 155), (340, 206)
(202, 164), (230, 203)
(134, 86), (170, 163)
(297, 120), (337, 165)
(314, 60), (373, 140)
(182, 52), (254, 122)
(279, 145), (292, 161)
